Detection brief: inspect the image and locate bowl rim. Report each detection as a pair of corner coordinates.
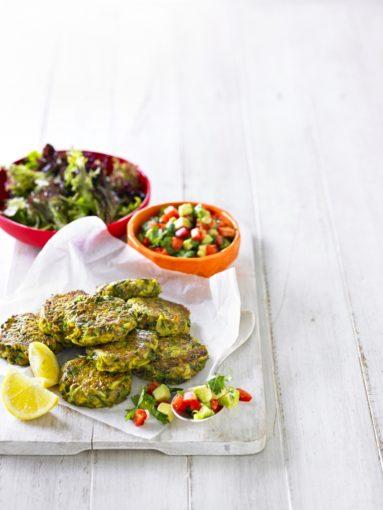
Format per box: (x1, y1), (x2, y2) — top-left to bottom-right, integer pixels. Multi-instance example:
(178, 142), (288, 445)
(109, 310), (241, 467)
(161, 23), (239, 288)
(0, 149), (151, 233)
(128, 200), (240, 262)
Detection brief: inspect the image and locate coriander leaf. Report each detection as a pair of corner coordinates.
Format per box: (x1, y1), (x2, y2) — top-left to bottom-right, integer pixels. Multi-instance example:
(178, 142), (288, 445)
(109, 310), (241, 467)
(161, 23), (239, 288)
(208, 375), (228, 395)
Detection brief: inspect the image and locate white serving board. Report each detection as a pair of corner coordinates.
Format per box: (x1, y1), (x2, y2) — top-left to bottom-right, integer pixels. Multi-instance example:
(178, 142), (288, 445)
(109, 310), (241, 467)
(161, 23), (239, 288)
(0, 227), (266, 455)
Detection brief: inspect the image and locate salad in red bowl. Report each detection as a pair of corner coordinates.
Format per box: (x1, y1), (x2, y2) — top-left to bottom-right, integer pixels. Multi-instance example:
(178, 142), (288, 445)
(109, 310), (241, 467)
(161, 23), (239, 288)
(0, 144), (150, 247)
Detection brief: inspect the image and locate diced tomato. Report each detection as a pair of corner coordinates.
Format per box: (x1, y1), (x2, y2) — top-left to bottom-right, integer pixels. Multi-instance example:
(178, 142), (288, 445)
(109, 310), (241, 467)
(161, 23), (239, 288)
(133, 409), (149, 426)
(172, 237), (184, 251)
(183, 391), (202, 411)
(197, 220), (211, 231)
(157, 223), (167, 229)
(146, 381), (160, 395)
(191, 228), (202, 242)
(210, 399), (223, 413)
(218, 226), (236, 238)
(153, 247), (167, 254)
(215, 234), (223, 247)
(237, 388), (253, 402)
(142, 237), (151, 247)
(206, 244), (218, 255)
(163, 206), (179, 220)
(172, 394), (188, 414)
(175, 227), (190, 239)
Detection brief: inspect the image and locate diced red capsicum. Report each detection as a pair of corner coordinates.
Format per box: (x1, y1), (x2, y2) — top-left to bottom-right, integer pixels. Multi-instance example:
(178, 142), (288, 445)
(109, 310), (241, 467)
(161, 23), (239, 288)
(171, 237), (184, 251)
(210, 399), (223, 413)
(237, 388), (253, 402)
(146, 381), (160, 395)
(163, 205), (179, 221)
(218, 226), (236, 238)
(183, 391), (202, 411)
(205, 244), (218, 255)
(133, 409), (149, 426)
(191, 227), (202, 242)
(172, 394), (188, 414)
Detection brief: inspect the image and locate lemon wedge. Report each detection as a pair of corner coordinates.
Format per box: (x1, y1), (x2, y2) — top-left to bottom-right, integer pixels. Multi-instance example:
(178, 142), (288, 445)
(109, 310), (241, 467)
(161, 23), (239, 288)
(28, 341), (60, 388)
(1, 370), (59, 420)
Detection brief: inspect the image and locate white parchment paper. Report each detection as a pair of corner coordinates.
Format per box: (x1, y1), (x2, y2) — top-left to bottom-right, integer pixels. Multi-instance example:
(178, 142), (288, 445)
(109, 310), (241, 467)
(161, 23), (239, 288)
(0, 217), (241, 439)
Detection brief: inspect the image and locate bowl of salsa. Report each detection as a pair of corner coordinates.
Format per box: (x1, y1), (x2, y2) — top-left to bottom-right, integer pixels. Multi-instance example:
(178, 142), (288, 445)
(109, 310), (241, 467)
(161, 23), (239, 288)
(127, 201), (240, 277)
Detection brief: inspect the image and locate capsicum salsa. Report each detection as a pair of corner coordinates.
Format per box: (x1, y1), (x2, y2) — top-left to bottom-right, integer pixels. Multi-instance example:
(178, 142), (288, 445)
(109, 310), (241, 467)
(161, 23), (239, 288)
(137, 203), (236, 258)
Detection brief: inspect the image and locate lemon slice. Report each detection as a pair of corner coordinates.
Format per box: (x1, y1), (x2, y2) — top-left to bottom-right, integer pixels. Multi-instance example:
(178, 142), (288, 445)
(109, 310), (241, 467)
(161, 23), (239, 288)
(28, 341), (60, 388)
(1, 370), (59, 420)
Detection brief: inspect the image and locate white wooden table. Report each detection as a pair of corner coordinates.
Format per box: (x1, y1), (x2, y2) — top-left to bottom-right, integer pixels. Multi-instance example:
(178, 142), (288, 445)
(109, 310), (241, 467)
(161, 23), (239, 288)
(0, 0), (382, 508)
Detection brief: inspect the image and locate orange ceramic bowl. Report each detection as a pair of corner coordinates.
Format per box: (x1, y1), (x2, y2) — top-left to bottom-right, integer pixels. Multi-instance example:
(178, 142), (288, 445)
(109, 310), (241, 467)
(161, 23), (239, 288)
(127, 201), (240, 278)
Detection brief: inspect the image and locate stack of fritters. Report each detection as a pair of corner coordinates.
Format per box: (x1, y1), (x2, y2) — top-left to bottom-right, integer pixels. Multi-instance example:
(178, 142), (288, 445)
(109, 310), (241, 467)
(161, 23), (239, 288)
(0, 277), (209, 409)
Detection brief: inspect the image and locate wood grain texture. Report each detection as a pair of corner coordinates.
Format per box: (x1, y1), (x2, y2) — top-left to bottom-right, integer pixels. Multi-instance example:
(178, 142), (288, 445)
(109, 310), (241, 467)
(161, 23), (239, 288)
(239, 2), (383, 508)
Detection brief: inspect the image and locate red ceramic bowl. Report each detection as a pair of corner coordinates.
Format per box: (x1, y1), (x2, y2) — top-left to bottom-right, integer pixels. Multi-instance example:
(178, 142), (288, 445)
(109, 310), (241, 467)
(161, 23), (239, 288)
(127, 201), (240, 278)
(0, 150), (151, 248)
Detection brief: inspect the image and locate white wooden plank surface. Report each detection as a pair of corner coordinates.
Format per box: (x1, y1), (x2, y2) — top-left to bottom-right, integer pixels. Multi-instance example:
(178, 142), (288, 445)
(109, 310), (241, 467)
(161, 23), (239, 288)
(238, 2), (383, 508)
(1, 0), (383, 508)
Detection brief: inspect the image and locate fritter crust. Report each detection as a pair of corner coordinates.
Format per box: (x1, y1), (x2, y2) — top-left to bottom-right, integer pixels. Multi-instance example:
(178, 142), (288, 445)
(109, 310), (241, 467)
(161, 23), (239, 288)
(39, 290), (88, 346)
(0, 313), (62, 366)
(86, 329), (158, 373)
(59, 357), (132, 408)
(62, 295), (137, 346)
(134, 334), (209, 384)
(96, 278), (161, 300)
(126, 297), (190, 337)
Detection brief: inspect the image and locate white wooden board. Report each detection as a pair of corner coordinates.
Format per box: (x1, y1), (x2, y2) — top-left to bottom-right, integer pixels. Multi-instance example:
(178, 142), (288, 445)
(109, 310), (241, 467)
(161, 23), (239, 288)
(0, 226), (265, 455)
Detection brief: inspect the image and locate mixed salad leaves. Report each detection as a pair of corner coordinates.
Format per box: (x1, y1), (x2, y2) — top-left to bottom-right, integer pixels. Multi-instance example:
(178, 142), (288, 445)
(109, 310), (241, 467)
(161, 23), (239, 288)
(138, 203), (236, 258)
(1, 144), (145, 230)
(125, 375), (253, 427)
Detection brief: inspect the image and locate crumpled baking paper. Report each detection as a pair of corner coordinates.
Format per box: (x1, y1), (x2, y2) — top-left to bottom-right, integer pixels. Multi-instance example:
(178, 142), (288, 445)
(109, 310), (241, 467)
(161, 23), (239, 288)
(0, 216), (241, 439)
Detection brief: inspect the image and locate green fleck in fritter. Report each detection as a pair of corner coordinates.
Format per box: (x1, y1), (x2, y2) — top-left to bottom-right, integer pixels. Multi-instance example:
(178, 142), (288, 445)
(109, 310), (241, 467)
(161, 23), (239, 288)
(39, 290), (88, 346)
(96, 278), (161, 300)
(86, 329), (158, 373)
(59, 356), (132, 408)
(0, 313), (62, 366)
(134, 334), (209, 384)
(126, 297), (190, 337)
(62, 295), (137, 346)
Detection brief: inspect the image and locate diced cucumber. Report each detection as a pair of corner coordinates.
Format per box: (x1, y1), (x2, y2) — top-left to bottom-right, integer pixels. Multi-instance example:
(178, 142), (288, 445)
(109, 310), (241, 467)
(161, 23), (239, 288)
(152, 384), (171, 403)
(194, 385), (213, 403)
(193, 405), (215, 420)
(208, 228), (218, 237)
(218, 387), (240, 409)
(197, 245), (207, 257)
(183, 238), (198, 251)
(201, 234), (214, 245)
(178, 203), (194, 217)
(174, 217), (192, 229)
(220, 238), (231, 249)
(157, 402), (174, 422)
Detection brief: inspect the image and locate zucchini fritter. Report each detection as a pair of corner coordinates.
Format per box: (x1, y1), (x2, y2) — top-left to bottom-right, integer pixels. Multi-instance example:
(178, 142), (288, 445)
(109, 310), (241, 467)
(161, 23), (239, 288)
(126, 297), (190, 337)
(39, 290), (88, 346)
(63, 295), (137, 346)
(134, 334), (209, 384)
(96, 278), (161, 300)
(0, 313), (62, 366)
(86, 329), (158, 373)
(59, 356), (132, 408)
